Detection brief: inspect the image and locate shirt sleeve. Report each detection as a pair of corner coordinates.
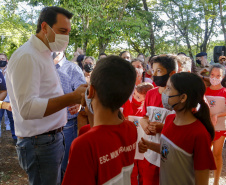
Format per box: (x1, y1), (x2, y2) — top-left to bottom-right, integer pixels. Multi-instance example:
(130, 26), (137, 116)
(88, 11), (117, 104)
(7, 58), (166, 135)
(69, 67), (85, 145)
(71, 64), (86, 90)
(62, 136), (96, 185)
(193, 130), (216, 170)
(7, 54), (48, 120)
(0, 72), (6, 91)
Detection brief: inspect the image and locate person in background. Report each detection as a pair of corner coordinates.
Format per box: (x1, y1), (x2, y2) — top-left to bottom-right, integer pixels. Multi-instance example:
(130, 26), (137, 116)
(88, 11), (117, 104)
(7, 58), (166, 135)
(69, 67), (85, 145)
(196, 52), (209, 68)
(0, 53), (17, 144)
(176, 54), (192, 73)
(137, 53), (145, 62)
(219, 56), (226, 67)
(53, 51), (86, 180)
(6, 6), (87, 185)
(98, 52), (107, 59)
(71, 47), (84, 63)
(76, 54), (85, 70)
(83, 56), (95, 84)
(119, 51), (131, 62)
(205, 63), (226, 185)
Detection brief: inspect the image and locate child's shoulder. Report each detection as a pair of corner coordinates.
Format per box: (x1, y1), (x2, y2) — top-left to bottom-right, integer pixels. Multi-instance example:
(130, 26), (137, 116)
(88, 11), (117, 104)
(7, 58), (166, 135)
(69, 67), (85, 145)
(146, 87), (159, 96)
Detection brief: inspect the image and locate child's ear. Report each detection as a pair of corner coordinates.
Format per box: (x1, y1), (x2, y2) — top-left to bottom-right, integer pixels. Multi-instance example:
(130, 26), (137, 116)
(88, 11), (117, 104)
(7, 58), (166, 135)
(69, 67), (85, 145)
(180, 94), (187, 103)
(169, 70), (176, 77)
(88, 85), (95, 99)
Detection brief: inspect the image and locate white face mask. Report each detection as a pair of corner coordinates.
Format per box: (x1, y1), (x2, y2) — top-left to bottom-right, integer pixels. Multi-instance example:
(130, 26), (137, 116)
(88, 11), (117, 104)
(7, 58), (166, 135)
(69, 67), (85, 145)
(210, 77), (222, 86)
(85, 88), (94, 114)
(45, 25), (69, 52)
(136, 68), (143, 75)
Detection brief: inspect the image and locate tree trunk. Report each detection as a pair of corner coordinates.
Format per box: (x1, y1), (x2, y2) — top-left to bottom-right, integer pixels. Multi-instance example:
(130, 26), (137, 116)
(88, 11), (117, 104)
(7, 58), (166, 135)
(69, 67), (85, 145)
(142, 0), (155, 56)
(185, 33), (193, 58)
(98, 37), (108, 55)
(219, 0), (226, 48)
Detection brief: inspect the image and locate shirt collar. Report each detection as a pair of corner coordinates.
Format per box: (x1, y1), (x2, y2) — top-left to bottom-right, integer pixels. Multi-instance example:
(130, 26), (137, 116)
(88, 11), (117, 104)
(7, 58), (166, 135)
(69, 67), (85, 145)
(29, 35), (51, 54)
(58, 56), (66, 67)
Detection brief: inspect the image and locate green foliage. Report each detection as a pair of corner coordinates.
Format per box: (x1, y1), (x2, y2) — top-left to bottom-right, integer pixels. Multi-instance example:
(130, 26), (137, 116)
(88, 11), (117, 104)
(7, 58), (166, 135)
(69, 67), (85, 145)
(1, 0), (226, 60)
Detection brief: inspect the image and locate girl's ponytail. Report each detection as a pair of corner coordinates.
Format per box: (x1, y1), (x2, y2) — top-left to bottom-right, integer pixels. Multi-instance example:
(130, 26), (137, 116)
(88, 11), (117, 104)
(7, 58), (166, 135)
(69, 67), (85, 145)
(194, 99), (215, 140)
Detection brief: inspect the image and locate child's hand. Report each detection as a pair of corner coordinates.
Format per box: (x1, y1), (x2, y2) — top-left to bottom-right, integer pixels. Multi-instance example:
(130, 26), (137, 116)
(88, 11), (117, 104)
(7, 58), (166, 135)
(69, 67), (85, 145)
(211, 114), (218, 126)
(68, 104), (81, 115)
(140, 117), (156, 135)
(138, 137), (149, 153)
(148, 122), (164, 134)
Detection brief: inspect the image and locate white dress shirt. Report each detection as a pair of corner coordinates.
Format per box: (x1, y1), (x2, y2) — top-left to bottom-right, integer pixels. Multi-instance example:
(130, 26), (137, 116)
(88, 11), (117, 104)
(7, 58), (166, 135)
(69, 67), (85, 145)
(6, 35), (67, 137)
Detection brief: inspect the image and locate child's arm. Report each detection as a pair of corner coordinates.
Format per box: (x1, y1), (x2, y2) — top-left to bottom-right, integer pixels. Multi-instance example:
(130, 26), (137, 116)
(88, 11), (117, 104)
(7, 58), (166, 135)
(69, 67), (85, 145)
(195, 169), (209, 185)
(138, 137), (160, 154)
(211, 111), (226, 126)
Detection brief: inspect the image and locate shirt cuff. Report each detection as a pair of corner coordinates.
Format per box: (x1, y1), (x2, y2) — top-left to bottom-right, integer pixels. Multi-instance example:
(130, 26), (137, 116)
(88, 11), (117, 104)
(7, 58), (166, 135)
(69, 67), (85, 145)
(27, 98), (49, 120)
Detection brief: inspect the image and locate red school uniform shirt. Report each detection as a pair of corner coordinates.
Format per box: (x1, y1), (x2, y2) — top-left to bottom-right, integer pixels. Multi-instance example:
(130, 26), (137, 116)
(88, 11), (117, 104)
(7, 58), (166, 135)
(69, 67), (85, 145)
(205, 87), (226, 98)
(62, 120), (137, 185)
(142, 87), (163, 116)
(122, 99), (133, 118)
(205, 87), (226, 132)
(160, 114), (216, 185)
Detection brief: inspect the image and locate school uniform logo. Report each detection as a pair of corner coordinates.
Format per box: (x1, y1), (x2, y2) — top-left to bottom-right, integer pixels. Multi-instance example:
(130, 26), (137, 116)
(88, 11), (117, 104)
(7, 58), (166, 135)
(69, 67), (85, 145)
(209, 100), (216, 107)
(133, 120), (139, 127)
(154, 112), (162, 122)
(161, 144), (169, 162)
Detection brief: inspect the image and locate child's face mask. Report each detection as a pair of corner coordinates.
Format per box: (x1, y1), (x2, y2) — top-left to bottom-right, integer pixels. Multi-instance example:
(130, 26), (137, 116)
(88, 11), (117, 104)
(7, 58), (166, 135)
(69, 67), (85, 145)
(210, 77), (222, 86)
(85, 88), (94, 114)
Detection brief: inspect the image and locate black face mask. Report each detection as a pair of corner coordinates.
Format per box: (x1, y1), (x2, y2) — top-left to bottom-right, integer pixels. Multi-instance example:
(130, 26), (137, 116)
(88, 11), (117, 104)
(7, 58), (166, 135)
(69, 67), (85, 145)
(153, 73), (170, 87)
(84, 63), (94, 73)
(0, 61), (7, 67)
(196, 59), (201, 65)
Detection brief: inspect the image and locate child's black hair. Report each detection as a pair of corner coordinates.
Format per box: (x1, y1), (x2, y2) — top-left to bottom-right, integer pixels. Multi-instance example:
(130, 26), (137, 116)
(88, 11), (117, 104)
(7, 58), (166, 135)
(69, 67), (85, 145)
(90, 55), (136, 112)
(151, 54), (176, 74)
(170, 72), (215, 140)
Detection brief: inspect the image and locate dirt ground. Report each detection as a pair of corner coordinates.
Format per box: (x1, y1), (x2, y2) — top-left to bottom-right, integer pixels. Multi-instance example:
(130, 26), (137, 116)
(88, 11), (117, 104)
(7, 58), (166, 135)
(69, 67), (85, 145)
(0, 125), (226, 185)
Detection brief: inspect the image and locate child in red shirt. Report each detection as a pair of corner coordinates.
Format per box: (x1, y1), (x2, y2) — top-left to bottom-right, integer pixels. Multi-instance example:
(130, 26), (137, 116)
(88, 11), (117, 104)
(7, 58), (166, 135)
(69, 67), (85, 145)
(140, 54), (177, 185)
(62, 56), (137, 185)
(139, 72), (216, 185)
(129, 82), (154, 185)
(205, 63), (226, 185)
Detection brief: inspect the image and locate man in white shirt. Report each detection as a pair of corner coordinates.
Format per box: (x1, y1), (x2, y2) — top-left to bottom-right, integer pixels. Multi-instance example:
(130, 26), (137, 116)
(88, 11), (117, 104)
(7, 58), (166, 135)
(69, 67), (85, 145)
(6, 6), (86, 185)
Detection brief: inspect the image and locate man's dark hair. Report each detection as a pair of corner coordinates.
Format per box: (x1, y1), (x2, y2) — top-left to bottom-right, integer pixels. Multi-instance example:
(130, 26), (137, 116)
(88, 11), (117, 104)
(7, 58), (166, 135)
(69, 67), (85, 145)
(151, 54), (176, 74)
(177, 52), (187, 56)
(36, 6), (73, 33)
(119, 51), (130, 57)
(90, 55), (136, 112)
(99, 53), (107, 58)
(0, 53), (7, 60)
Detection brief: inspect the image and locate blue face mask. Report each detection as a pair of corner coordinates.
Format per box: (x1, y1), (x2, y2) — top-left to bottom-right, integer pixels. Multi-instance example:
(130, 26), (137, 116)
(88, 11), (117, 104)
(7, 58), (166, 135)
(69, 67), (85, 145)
(85, 88), (94, 114)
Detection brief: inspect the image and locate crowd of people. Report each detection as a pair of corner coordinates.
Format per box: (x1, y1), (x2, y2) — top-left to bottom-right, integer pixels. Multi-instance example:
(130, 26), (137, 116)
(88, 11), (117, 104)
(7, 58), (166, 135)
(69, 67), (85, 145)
(1, 5), (226, 185)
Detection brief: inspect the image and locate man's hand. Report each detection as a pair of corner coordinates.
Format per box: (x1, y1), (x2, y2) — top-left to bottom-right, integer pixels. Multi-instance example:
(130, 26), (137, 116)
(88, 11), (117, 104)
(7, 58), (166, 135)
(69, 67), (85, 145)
(72, 84), (88, 104)
(68, 104), (81, 115)
(148, 122), (164, 134)
(140, 117), (155, 135)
